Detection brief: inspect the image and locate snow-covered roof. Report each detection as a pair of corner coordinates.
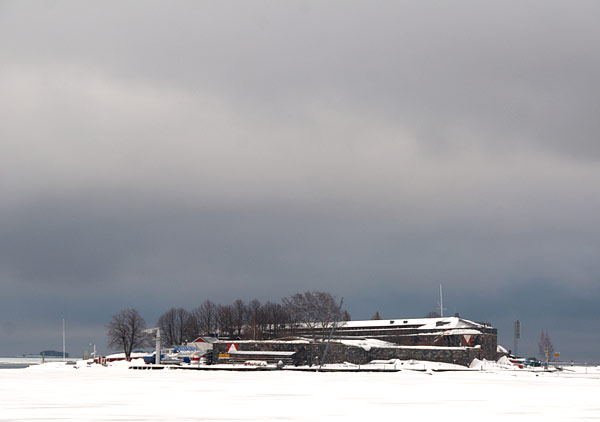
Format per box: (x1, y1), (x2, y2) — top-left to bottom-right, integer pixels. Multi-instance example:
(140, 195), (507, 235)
(174, 345), (200, 352)
(440, 329), (482, 336)
(190, 336), (218, 344)
(338, 316), (489, 330)
(216, 338), (311, 344)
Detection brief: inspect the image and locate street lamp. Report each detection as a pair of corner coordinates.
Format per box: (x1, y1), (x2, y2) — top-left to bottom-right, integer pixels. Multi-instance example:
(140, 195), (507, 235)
(143, 327), (161, 365)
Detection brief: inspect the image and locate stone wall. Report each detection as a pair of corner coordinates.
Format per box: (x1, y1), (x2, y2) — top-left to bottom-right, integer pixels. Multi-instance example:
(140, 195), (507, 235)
(213, 341), (487, 367)
(279, 326), (498, 360)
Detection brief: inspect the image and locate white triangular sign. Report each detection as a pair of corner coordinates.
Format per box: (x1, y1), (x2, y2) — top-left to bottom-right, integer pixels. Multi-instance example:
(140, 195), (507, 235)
(228, 343), (238, 353)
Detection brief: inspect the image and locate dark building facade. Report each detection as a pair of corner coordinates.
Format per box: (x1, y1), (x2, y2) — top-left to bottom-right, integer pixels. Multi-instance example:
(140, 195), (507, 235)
(213, 316), (499, 366)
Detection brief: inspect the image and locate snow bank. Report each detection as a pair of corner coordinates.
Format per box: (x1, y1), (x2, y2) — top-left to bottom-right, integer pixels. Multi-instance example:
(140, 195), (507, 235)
(470, 357), (518, 371)
(338, 338), (397, 351)
(497, 356), (514, 366)
(345, 359), (468, 371)
(105, 352), (150, 360)
(24, 362), (72, 370)
(107, 358), (146, 368)
(397, 359), (469, 371)
(558, 365), (600, 375)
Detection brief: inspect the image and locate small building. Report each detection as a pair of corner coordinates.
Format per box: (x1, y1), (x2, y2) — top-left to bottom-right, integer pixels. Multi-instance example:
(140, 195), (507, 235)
(187, 336), (218, 353)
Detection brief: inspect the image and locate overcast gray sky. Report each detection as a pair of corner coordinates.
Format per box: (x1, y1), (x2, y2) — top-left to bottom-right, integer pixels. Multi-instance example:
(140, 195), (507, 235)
(1, 0), (599, 361)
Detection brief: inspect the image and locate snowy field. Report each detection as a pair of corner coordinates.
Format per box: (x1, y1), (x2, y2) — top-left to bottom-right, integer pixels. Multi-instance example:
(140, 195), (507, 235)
(1, 359), (599, 421)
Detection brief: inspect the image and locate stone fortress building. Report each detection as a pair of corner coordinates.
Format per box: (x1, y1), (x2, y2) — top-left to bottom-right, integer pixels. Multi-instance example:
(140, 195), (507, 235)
(213, 316), (500, 367)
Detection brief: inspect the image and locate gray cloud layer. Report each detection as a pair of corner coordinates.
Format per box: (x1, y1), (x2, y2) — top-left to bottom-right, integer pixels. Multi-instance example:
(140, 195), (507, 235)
(1, 0), (599, 360)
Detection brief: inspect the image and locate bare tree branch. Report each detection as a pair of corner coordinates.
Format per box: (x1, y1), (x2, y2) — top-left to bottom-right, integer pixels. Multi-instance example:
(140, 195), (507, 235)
(192, 300), (217, 336)
(106, 309), (149, 359)
(283, 291), (342, 340)
(157, 308), (195, 347)
(538, 330), (555, 360)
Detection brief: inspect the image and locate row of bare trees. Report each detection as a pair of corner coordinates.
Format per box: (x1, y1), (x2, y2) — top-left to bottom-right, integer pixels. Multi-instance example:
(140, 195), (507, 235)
(107, 291), (350, 355)
(156, 292), (350, 347)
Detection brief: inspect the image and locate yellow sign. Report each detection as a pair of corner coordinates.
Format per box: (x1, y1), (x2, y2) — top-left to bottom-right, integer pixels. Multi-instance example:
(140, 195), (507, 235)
(219, 353), (230, 358)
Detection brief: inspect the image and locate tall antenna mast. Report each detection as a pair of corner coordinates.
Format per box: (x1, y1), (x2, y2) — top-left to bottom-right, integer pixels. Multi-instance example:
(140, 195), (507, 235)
(439, 284), (444, 317)
(514, 320), (521, 357)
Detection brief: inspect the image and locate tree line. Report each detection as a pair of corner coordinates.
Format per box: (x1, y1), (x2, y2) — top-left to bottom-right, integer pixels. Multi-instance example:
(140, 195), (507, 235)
(107, 291), (350, 357)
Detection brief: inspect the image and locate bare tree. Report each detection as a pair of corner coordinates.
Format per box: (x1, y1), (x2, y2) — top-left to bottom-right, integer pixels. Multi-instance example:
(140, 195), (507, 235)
(256, 303), (272, 337)
(106, 309), (150, 359)
(342, 310), (351, 321)
(282, 291), (343, 340)
(538, 330), (554, 360)
(283, 292), (318, 336)
(192, 300), (217, 336)
(232, 299), (248, 336)
(157, 308), (195, 347)
(247, 299), (262, 340)
(262, 301), (289, 337)
(217, 304), (236, 337)
(371, 311), (382, 320)
(314, 291), (343, 336)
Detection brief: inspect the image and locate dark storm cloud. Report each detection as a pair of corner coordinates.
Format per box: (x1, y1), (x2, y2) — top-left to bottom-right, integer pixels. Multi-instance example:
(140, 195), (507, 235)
(2, 191), (598, 316)
(3, 0), (600, 159)
(0, 197), (151, 287)
(1, 1), (599, 359)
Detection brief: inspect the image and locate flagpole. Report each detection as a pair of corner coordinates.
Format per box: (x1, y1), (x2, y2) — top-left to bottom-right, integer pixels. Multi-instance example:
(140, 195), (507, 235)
(62, 318), (66, 359)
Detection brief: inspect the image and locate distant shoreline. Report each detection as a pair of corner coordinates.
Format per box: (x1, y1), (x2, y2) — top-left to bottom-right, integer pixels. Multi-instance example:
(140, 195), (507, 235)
(0, 363), (32, 369)
(0, 357), (69, 369)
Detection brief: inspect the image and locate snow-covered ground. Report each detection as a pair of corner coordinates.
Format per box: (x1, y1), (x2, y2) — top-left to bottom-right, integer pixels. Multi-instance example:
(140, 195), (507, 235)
(1, 359), (599, 421)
